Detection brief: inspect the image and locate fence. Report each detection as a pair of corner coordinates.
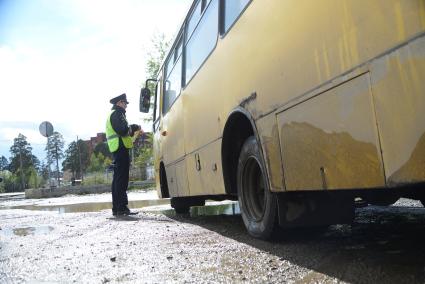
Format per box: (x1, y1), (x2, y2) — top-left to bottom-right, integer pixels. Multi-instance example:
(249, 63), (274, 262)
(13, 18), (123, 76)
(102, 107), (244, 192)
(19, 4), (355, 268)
(129, 164), (154, 181)
(81, 163), (154, 185)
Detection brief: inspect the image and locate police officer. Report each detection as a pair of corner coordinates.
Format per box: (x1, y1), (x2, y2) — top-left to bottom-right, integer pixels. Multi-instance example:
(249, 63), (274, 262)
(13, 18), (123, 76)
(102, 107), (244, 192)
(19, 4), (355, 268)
(106, 93), (142, 216)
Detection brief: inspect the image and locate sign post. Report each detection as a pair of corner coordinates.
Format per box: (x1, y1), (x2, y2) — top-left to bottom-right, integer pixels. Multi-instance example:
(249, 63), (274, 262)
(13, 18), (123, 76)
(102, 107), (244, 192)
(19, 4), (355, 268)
(39, 121), (54, 188)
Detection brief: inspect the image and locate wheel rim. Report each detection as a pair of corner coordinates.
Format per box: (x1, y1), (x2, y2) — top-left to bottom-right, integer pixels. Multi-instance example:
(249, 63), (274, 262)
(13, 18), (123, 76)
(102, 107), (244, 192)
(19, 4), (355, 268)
(242, 156), (266, 221)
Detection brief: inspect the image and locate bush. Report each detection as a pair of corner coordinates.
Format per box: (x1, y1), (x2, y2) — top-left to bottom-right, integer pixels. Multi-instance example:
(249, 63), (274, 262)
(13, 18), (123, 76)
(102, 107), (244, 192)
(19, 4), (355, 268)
(28, 167), (44, 189)
(0, 171), (21, 192)
(82, 171), (112, 186)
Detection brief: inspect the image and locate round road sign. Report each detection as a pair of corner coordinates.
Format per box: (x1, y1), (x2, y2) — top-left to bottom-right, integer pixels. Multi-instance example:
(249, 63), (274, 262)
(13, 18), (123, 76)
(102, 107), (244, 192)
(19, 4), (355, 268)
(39, 121), (54, 137)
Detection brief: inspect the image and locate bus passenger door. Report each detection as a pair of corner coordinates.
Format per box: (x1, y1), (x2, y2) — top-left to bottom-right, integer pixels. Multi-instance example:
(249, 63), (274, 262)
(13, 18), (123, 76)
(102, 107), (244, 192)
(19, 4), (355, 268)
(153, 75), (187, 198)
(161, 98), (187, 197)
(152, 77), (166, 198)
(160, 39), (188, 197)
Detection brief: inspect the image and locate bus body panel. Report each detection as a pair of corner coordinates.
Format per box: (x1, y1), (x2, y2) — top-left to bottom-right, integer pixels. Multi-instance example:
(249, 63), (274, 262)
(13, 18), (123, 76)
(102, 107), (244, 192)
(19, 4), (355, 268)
(220, 0), (425, 122)
(175, 159), (190, 197)
(165, 163), (177, 197)
(161, 97), (185, 165)
(182, 70), (226, 156)
(163, 159), (190, 198)
(277, 73), (385, 191)
(371, 36), (425, 186)
(186, 139), (226, 196)
(256, 114), (285, 192)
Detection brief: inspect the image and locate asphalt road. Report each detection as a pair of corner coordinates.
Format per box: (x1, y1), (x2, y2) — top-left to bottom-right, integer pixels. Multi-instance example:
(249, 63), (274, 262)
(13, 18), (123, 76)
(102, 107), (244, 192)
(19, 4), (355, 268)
(0, 194), (424, 283)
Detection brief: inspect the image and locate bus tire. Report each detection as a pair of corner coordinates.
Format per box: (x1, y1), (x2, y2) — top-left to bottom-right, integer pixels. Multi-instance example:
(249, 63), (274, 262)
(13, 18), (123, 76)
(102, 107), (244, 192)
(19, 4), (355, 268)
(237, 136), (277, 240)
(171, 197), (190, 214)
(171, 197), (205, 214)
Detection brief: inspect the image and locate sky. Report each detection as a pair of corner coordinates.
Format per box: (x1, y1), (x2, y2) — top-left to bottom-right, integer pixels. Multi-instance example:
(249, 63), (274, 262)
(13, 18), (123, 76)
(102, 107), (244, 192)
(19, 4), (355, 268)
(0, 0), (192, 162)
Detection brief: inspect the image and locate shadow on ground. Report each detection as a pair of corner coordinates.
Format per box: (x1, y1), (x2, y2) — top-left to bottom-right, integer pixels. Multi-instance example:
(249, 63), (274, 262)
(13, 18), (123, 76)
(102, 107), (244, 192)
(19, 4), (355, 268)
(169, 205), (425, 283)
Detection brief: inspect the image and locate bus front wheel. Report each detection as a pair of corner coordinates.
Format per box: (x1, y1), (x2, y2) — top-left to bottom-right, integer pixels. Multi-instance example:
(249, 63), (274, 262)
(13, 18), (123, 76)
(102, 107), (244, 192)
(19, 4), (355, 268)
(237, 136), (277, 240)
(171, 197), (205, 214)
(171, 197), (190, 214)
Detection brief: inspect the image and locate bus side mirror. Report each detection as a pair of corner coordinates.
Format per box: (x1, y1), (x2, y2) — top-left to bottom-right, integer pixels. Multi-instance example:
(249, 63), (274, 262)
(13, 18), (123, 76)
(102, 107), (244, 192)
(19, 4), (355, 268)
(140, 87), (151, 113)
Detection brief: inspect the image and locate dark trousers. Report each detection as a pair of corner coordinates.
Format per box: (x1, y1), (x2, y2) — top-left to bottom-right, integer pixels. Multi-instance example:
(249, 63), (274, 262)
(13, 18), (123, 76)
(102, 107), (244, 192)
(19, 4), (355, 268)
(111, 147), (130, 212)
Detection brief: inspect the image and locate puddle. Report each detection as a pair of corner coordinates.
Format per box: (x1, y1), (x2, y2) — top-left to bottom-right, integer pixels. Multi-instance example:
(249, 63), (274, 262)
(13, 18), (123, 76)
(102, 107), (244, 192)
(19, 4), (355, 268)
(2, 199), (170, 214)
(0, 193), (25, 201)
(190, 202), (240, 216)
(1, 195), (240, 217)
(146, 202), (240, 217)
(1, 226), (54, 236)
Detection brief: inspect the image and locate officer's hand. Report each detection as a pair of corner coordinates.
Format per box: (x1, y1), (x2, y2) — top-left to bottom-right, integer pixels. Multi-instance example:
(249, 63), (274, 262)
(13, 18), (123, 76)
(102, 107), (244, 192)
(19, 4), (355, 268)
(134, 130), (143, 138)
(130, 124), (141, 133)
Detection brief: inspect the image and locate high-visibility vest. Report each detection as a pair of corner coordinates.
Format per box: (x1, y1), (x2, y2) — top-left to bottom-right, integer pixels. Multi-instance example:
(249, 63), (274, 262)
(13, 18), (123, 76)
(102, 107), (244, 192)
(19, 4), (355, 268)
(106, 110), (133, 152)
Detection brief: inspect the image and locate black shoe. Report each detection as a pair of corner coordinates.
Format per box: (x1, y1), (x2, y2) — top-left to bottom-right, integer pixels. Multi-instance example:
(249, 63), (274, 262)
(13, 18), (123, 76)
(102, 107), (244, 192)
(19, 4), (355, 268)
(115, 211), (138, 216)
(116, 208), (138, 216)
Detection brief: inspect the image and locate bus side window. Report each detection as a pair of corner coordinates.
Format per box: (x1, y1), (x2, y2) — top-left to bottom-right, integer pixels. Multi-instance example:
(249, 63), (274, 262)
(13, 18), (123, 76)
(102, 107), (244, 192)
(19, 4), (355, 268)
(185, 0), (219, 84)
(222, 0), (251, 34)
(165, 55), (174, 78)
(163, 58), (182, 114)
(163, 30), (184, 115)
(187, 0), (203, 42)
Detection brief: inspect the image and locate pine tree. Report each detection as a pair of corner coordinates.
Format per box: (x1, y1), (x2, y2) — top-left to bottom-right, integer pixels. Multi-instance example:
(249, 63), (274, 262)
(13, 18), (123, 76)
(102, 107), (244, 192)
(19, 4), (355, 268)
(62, 140), (89, 179)
(45, 132), (65, 185)
(94, 142), (112, 159)
(0, 156), (8, 171)
(63, 141), (79, 178)
(9, 134), (39, 190)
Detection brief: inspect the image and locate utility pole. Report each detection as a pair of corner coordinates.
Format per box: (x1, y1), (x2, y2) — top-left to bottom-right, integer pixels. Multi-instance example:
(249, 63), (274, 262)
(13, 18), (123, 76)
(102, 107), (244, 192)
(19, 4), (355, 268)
(46, 143), (51, 188)
(39, 121), (54, 189)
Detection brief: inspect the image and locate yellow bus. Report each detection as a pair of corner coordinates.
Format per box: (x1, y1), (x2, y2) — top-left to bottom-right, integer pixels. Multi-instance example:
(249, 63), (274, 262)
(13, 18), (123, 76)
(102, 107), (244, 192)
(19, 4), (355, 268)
(140, 0), (425, 239)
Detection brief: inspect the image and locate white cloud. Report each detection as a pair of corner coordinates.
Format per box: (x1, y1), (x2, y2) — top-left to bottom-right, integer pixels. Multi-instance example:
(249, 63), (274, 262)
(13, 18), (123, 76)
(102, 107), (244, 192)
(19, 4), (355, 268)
(0, 0), (192, 160)
(0, 127), (45, 145)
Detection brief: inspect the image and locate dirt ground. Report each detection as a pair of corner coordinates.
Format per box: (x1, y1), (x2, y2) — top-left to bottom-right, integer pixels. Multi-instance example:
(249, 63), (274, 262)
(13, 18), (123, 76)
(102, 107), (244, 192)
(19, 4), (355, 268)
(1, 191), (424, 283)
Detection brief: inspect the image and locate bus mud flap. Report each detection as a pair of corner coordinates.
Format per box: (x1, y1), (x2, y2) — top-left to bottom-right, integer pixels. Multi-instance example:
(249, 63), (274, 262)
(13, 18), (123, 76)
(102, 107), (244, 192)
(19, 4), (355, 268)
(276, 192), (354, 228)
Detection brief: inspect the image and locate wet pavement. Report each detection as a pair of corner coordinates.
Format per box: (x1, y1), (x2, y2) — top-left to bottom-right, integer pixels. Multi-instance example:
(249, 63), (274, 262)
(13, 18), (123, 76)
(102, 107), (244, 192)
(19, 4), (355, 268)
(0, 191), (424, 283)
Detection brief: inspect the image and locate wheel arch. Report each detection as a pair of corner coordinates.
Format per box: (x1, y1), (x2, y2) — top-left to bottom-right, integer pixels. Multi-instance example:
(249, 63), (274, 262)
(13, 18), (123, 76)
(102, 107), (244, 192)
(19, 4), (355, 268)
(159, 161), (170, 198)
(222, 107), (262, 196)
